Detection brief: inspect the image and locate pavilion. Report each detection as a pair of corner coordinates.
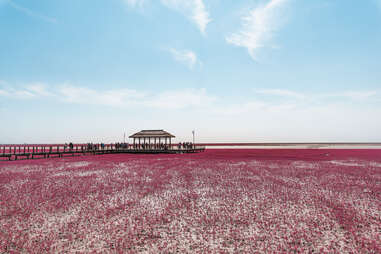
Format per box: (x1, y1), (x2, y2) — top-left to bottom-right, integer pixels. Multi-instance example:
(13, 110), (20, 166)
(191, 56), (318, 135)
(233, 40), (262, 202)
(129, 130), (175, 148)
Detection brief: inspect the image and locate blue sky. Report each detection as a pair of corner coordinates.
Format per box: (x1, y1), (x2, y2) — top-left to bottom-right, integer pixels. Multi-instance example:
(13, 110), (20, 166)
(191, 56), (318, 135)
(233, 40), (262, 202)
(1, 0), (381, 143)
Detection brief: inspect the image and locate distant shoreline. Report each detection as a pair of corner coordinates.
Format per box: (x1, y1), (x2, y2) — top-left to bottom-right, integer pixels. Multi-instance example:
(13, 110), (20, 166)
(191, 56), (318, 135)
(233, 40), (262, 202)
(1, 143), (381, 150)
(202, 143), (381, 149)
(1, 142), (381, 146)
(202, 142), (381, 146)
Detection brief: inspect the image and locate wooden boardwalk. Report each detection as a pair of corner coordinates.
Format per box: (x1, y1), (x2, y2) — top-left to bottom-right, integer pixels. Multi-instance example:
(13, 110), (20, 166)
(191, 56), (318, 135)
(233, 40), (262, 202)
(0, 144), (205, 161)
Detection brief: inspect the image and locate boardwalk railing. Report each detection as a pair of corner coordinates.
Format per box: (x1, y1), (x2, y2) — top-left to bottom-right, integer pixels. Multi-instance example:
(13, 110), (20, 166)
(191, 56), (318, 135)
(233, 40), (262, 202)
(0, 144), (205, 161)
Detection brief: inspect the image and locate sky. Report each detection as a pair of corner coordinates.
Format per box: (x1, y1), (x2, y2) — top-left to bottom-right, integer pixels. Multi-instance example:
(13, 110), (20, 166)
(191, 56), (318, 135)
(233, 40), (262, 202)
(1, 0), (381, 144)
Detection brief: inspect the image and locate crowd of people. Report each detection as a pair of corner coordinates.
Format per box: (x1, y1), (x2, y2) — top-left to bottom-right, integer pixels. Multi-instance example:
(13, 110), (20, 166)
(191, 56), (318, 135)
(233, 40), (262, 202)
(63, 141), (195, 151)
(115, 143), (129, 150)
(178, 142), (194, 149)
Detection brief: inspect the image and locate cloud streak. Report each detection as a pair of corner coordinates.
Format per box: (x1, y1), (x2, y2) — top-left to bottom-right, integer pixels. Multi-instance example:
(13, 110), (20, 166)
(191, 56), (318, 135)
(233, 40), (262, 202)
(255, 88), (379, 102)
(226, 0), (289, 60)
(1, 82), (381, 141)
(58, 86), (214, 109)
(8, 0), (57, 23)
(256, 89), (305, 99)
(58, 86), (146, 107)
(125, 0), (211, 34)
(167, 48), (200, 69)
(0, 83), (214, 110)
(160, 0), (212, 34)
(1, 82), (379, 112)
(123, 0), (146, 8)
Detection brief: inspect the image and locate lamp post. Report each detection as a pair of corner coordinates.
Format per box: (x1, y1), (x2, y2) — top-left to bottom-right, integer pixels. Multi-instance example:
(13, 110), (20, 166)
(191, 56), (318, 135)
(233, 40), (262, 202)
(192, 130), (195, 149)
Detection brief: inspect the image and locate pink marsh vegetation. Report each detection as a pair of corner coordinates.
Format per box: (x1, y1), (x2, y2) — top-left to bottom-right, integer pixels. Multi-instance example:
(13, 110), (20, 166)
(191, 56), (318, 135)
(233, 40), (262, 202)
(0, 149), (380, 253)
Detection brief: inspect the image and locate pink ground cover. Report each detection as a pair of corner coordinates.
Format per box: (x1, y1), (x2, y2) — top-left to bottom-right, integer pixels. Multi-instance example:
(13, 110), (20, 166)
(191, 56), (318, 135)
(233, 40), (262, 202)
(0, 149), (380, 253)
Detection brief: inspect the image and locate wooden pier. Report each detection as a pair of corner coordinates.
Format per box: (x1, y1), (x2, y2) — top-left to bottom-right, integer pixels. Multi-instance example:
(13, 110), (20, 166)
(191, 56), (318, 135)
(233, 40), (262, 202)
(0, 144), (206, 161)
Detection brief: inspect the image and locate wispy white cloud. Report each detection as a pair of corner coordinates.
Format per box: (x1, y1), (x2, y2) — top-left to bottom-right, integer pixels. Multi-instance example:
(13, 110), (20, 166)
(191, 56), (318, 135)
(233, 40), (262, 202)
(0, 83), (214, 109)
(167, 48), (200, 69)
(0, 81), (54, 98)
(160, 0), (211, 34)
(25, 83), (53, 97)
(123, 0), (211, 34)
(0, 82), (379, 116)
(58, 86), (146, 107)
(255, 88), (379, 102)
(2, 88), (35, 99)
(8, 0), (57, 23)
(146, 88), (214, 109)
(325, 91), (378, 100)
(1, 81), (381, 141)
(58, 85), (214, 109)
(123, 0), (146, 8)
(0, 89), (9, 96)
(226, 0), (289, 60)
(256, 89), (305, 99)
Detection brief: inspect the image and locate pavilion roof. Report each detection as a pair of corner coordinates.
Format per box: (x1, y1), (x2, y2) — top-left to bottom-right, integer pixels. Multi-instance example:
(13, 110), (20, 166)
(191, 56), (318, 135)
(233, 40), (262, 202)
(129, 130), (175, 138)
